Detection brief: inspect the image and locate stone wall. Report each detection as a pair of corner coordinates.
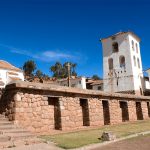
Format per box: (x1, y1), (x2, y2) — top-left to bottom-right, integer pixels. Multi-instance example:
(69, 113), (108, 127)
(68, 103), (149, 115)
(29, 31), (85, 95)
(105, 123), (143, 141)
(0, 81), (150, 134)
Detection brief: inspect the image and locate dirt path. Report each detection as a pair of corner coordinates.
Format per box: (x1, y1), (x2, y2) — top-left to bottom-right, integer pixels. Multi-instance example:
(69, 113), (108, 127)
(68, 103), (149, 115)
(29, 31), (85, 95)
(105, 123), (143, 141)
(3, 143), (63, 150)
(91, 135), (150, 150)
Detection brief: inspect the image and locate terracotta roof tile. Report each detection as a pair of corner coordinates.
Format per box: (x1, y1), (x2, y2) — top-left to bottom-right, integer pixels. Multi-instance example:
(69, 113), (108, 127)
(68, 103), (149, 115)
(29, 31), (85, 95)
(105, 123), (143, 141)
(0, 60), (21, 72)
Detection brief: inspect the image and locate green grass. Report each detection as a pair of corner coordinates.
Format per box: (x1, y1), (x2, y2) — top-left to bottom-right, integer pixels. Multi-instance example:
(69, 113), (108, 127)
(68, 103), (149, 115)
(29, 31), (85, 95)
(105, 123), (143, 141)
(40, 120), (150, 149)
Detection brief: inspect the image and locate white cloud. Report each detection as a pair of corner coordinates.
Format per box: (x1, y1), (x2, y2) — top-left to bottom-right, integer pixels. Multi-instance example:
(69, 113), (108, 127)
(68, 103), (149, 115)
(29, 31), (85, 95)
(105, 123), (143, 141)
(42, 51), (73, 59)
(0, 43), (78, 62)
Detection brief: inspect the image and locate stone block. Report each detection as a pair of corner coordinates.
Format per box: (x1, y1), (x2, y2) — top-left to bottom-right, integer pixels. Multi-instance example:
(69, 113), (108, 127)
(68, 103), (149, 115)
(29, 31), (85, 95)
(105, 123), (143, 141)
(31, 98), (36, 102)
(29, 94), (34, 98)
(14, 94), (21, 101)
(42, 96), (48, 101)
(101, 132), (116, 141)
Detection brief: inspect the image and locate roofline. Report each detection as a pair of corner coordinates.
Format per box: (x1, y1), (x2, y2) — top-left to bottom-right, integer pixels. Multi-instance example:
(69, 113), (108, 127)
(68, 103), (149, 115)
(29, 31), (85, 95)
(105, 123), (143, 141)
(6, 81), (150, 100)
(100, 31), (141, 42)
(0, 67), (23, 73)
(0, 60), (23, 72)
(57, 76), (86, 82)
(145, 68), (150, 72)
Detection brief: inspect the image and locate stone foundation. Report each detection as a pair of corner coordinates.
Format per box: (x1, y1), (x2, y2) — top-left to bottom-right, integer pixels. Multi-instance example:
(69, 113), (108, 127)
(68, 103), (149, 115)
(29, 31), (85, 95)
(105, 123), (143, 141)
(0, 81), (150, 134)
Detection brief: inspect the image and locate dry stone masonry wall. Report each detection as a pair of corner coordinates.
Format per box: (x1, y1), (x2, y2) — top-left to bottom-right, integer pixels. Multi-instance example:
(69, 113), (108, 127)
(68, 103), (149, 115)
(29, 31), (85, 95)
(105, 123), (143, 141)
(0, 81), (150, 134)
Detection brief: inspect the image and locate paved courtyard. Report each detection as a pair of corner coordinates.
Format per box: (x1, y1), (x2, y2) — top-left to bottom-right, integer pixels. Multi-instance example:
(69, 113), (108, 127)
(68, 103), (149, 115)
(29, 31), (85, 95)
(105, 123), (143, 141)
(91, 135), (150, 150)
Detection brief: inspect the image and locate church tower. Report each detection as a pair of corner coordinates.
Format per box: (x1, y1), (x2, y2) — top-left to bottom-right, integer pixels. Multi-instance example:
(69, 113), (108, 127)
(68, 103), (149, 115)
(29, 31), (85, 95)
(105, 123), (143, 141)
(101, 31), (144, 95)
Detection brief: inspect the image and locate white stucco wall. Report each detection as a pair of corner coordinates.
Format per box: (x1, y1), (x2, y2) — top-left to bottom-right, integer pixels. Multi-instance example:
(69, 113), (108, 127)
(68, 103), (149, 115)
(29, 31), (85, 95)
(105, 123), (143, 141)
(92, 84), (103, 91)
(146, 69), (150, 84)
(58, 77), (86, 89)
(80, 77), (86, 89)
(0, 69), (24, 88)
(0, 70), (8, 87)
(102, 32), (143, 94)
(128, 35), (143, 92)
(145, 80), (150, 89)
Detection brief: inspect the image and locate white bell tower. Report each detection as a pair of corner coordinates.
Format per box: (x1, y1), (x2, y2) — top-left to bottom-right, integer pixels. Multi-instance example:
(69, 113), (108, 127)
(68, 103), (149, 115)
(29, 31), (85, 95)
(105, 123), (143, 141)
(101, 31), (144, 95)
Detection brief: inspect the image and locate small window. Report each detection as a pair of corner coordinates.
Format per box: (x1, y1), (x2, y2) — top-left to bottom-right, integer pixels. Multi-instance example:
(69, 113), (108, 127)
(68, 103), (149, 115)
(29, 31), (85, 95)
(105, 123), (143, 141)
(136, 43), (138, 53)
(119, 56), (125, 68)
(112, 42), (119, 53)
(98, 86), (102, 90)
(108, 58), (113, 70)
(133, 56), (136, 67)
(132, 40), (134, 51)
(137, 58), (140, 68)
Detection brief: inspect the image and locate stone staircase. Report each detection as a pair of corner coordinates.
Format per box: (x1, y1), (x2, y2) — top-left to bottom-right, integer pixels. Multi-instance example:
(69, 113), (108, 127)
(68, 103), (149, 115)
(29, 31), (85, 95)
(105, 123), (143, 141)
(0, 114), (43, 149)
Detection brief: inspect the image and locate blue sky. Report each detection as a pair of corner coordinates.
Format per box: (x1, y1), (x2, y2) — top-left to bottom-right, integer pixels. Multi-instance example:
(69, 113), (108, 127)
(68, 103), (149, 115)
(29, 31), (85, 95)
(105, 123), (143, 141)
(0, 0), (150, 78)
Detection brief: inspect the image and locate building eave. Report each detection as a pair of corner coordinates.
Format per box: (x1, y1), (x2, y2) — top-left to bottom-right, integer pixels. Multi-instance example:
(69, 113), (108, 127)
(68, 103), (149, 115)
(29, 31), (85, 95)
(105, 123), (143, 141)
(100, 31), (141, 42)
(145, 68), (150, 72)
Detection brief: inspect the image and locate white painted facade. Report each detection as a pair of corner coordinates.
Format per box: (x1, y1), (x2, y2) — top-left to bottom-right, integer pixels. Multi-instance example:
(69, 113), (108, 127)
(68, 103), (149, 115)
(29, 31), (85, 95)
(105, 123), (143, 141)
(57, 76), (86, 89)
(101, 32), (144, 95)
(0, 60), (24, 88)
(92, 84), (103, 91)
(145, 69), (150, 90)
(145, 80), (150, 90)
(146, 69), (150, 83)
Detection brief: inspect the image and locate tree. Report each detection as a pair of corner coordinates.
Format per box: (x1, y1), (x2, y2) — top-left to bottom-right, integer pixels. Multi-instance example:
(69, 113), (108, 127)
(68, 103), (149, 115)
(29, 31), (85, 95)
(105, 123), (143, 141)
(23, 60), (37, 77)
(92, 75), (101, 80)
(36, 70), (43, 78)
(42, 74), (51, 81)
(50, 62), (63, 78)
(71, 63), (77, 76)
(50, 62), (78, 79)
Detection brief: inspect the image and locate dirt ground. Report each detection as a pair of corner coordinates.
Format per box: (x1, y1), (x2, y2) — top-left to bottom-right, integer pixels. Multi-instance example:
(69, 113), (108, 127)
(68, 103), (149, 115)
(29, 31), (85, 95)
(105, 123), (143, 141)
(91, 135), (150, 150)
(3, 143), (63, 150)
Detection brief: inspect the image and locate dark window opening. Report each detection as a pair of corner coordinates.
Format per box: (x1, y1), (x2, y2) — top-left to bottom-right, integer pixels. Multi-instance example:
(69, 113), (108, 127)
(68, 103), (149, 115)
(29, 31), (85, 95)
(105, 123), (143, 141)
(136, 102), (143, 120)
(120, 101), (129, 122)
(98, 86), (102, 90)
(147, 102), (150, 117)
(112, 42), (119, 53)
(80, 99), (90, 126)
(136, 43), (138, 53)
(102, 100), (110, 125)
(48, 97), (62, 130)
(132, 40), (134, 50)
(108, 58), (113, 70)
(137, 58), (140, 69)
(133, 56), (136, 67)
(119, 56), (126, 68)
(140, 88), (143, 95)
(116, 75), (119, 86)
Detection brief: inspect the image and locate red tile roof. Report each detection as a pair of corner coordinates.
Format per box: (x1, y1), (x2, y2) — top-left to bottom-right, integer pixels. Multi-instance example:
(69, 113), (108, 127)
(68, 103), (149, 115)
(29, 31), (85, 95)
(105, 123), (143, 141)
(0, 60), (22, 72)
